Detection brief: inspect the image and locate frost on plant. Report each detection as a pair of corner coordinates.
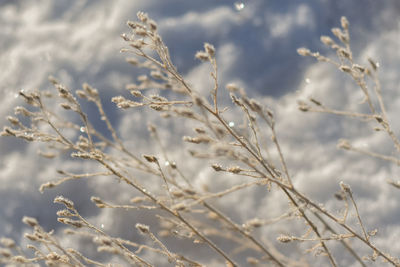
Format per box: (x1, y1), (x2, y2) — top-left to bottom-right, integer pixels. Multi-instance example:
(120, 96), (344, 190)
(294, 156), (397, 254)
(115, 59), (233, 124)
(1, 13), (400, 267)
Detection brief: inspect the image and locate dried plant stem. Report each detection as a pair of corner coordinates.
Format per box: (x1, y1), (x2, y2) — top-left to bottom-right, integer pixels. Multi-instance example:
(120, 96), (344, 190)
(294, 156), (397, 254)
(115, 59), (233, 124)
(71, 206), (152, 266)
(210, 54), (219, 113)
(202, 202), (286, 266)
(313, 212), (367, 267)
(68, 249), (109, 267)
(348, 146), (400, 165)
(88, 96), (158, 174)
(41, 171), (112, 190)
(283, 189), (337, 267)
(38, 226), (85, 266)
(231, 146), (395, 266)
(154, 160), (173, 200)
(347, 192), (369, 241)
(37, 99), (75, 148)
(203, 107), (339, 263)
(186, 180), (263, 208)
(97, 158), (238, 266)
(270, 127), (292, 186)
(305, 107), (373, 120)
(291, 189), (397, 265)
(148, 125), (286, 265)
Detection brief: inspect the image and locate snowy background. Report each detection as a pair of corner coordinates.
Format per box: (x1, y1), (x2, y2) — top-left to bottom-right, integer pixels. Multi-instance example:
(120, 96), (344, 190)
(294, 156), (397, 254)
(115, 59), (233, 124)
(1, 0), (400, 266)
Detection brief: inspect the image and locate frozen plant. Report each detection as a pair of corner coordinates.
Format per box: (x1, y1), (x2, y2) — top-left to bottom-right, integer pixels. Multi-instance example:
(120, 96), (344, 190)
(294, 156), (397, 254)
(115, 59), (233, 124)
(1, 13), (399, 266)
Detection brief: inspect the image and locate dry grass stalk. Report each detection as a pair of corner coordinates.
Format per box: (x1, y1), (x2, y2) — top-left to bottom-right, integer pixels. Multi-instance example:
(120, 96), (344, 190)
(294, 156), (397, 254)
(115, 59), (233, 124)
(1, 13), (399, 267)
